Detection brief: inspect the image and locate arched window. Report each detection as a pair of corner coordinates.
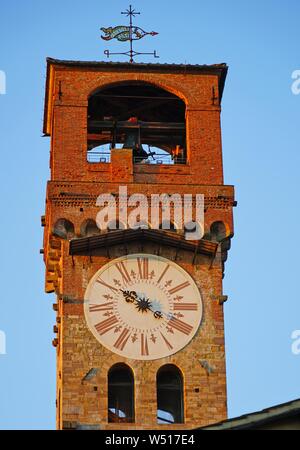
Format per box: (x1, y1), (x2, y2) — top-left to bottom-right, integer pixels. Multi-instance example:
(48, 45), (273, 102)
(157, 364), (184, 424)
(53, 219), (75, 240)
(210, 221), (226, 242)
(159, 220), (177, 232)
(108, 364), (134, 423)
(80, 219), (100, 237)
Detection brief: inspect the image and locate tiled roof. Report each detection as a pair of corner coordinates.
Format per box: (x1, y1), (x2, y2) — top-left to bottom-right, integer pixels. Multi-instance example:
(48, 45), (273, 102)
(46, 57), (228, 72)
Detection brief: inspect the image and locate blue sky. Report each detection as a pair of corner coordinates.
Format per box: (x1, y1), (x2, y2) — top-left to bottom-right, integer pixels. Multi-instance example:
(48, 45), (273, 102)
(0, 0), (299, 430)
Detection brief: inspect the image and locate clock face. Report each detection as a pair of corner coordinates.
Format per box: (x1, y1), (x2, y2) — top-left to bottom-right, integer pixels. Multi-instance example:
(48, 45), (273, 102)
(84, 254), (203, 360)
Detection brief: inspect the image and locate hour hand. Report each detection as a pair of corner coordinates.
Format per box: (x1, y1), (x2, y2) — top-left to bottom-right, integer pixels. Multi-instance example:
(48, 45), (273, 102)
(120, 289), (138, 303)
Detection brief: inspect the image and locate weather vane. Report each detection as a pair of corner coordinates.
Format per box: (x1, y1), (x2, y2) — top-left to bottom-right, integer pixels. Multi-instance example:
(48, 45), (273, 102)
(100, 5), (159, 63)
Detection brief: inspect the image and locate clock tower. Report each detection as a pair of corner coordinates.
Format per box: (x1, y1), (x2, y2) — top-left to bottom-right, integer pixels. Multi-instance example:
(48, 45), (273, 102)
(42, 58), (235, 430)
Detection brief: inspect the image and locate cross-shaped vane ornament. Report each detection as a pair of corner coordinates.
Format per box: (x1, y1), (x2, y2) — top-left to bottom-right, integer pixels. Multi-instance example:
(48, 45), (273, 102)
(101, 5), (159, 63)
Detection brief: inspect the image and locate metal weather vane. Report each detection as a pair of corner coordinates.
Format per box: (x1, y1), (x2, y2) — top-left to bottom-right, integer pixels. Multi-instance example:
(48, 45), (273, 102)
(100, 5), (159, 63)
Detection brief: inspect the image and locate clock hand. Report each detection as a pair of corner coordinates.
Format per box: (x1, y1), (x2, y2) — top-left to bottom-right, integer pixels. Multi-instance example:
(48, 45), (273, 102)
(120, 289), (138, 303)
(134, 293), (164, 318)
(120, 290), (163, 319)
(142, 299), (163, 319)
(153, 310), (163, 319)
(120, 290), (152, 314)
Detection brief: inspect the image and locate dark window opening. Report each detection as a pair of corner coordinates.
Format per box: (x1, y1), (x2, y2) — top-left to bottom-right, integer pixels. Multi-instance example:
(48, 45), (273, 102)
(157, 364), (184, 424)
(159, 220), (178, 232)
(108, 364), (135, 423)
(80, 219), (100, 237)
(53, 219), (75, 240)
(210, 221), (226, 242)
(88, 82), (187, 165)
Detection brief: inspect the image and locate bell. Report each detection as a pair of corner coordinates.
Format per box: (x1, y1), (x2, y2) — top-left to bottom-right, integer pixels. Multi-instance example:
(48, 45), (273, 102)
(123, 130), (139, 149)
(123, 117), (139, 149)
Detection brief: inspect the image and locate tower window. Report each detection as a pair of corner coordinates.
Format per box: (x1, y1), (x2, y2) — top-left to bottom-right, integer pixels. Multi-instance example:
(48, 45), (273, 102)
(159, 220), (178, 232)
(88, 82), (187, 165)
(53, 218), (75, 240)
(210, 221), (227, 242)
(157, 364), (184, 424)
(108, 364), (135, 423)
(80, 219), (100, 237)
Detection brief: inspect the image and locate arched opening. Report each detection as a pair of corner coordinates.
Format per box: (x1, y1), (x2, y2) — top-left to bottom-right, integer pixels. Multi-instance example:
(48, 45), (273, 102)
(108, 363), (135, 423)
(210, 221), (227, 242)
(159, 220), (178, 232)
(87, 82), (186, 165)
(53, 219), (75, 240)
(80, 219), (100, 237)
(157, 364), (184, 424)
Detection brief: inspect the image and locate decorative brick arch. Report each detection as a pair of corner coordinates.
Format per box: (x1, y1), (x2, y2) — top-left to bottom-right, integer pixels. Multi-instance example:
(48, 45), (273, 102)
(53, 218), (75, 240)
(80, 218), (100, 237)
(210, 220), (231, 242)
(87, 78), (189, 106)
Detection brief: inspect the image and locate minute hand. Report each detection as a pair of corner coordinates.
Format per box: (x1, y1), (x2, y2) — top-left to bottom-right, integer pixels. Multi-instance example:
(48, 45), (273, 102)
(147, 302), (164, 319)
(120, 289), (138, 303)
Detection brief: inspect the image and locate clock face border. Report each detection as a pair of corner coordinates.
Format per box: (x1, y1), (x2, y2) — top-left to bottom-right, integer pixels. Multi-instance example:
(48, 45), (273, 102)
(84, 253), (203, 361)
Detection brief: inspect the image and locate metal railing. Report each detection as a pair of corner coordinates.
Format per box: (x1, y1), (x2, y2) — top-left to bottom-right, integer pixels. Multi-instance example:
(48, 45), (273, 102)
(87, 152), (111, 163)
(87, 151), (186, 165)
(133, 155), (186, 165)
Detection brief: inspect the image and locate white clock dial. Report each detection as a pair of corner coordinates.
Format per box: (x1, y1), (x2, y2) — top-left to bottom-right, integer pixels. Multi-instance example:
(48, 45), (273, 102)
(84, 254), (203, 360)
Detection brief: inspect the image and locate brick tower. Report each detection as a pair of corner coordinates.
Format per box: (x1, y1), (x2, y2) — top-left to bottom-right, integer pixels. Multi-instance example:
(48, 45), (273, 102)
(42, 58), (235, 430)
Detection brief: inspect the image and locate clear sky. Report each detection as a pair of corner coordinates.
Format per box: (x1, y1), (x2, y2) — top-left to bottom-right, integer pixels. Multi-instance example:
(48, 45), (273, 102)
(0, 0), (299, 430)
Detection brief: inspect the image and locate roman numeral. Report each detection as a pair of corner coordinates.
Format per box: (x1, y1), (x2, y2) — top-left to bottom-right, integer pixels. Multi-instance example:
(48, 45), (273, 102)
(114, 328), (131, 351)
(168, 281), (190, 295)
(141, 333), (149, 356)
(173, 303), (198, 311)
(160, 332), (173, 351)
(168, 317), (193, 335)
(115, 261), (131, 284)
(94, 316), (118, 335)
(137, 257), (149, 280)
(96, 278), (118, 293)
(157, 264), (170, 284)
(89, 302), (114, 312)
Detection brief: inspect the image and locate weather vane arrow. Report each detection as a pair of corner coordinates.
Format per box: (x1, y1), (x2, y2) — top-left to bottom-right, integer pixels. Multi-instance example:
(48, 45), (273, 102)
(100, 5), (159, 63)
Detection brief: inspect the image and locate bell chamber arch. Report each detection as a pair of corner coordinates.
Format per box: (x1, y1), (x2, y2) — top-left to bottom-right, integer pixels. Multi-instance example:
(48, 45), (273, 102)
(87, 81), (187, 165)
